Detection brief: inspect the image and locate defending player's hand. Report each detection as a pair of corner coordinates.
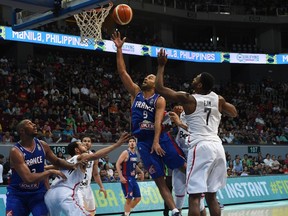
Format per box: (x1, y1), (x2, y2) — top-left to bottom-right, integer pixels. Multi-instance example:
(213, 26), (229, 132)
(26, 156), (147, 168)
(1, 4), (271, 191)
(49, 169), (67, 181)
(157, 48), (168, 66)
(111, 30), (126, 49)
(115, 132), (131, 146)
(151, 142), (166, 157)
(168, 111), (181, 125)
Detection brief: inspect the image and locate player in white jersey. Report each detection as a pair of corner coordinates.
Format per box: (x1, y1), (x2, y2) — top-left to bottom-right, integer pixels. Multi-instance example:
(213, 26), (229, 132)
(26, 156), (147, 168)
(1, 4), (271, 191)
(78, 136), (107, 215)
(156, 49), (237, 216)
(167, 106), (206, 216)
(44, 132), (130, 216)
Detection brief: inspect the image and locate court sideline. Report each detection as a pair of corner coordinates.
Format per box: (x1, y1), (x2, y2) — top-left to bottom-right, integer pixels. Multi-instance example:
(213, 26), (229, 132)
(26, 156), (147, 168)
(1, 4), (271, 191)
(133, 200), (288, 216)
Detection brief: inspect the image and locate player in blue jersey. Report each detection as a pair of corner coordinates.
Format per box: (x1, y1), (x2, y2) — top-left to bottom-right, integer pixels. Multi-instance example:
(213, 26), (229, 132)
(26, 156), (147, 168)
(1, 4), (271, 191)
(112, 31), (186, 216)
(116, 137), (143, 216)
(6, 119), (83, 216)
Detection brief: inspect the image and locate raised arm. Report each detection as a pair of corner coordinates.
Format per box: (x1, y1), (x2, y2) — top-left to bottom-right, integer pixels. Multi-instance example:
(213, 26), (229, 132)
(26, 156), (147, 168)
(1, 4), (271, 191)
(219, 96), (238, 117)
(111, 31), (140, 98)
(155, 49), (190, 104)
(81, 132), (130, 162)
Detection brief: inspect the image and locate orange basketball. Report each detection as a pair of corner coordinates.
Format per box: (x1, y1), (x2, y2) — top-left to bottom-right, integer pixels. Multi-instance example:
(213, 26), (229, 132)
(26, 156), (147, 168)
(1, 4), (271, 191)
(112, 4), (133, 25)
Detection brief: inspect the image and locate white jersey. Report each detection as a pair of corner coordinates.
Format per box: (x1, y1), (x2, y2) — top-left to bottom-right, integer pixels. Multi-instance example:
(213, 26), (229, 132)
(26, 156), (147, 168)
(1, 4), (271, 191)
(185, 91), (222, 147)
(79, 150), (94, 188)
(50, 155), (85, 189)
(175, 111), (189, 157)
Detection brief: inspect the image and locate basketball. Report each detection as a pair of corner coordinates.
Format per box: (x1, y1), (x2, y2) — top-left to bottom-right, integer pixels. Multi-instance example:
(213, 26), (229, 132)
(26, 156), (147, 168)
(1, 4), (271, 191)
(112, 4), (133, 25)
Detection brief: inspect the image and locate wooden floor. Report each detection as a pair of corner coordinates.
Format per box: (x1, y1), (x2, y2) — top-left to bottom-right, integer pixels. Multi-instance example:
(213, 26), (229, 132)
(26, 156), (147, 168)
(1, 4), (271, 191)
(135, 200), (288, 216)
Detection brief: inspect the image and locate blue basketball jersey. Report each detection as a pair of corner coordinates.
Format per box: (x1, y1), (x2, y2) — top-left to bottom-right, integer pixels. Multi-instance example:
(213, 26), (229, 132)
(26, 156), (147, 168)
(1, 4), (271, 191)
(8, 138), (46, 193)
(131, 92), (160, 138)
(121, 150), (138, 177)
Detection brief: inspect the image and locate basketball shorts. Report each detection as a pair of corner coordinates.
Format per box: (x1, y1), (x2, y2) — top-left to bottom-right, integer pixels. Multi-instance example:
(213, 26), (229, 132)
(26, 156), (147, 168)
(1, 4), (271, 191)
(121, 176), (141, 199)
(77, 186), (96, 213)
(137, 135), (186, 179)
(186, 140), (227, 194)
(6, 190), (48, 216)
(44, 186), (90, 216)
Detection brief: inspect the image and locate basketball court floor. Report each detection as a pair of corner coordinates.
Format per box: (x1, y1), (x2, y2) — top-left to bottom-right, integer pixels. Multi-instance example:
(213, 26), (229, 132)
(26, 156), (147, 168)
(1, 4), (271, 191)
(134, 200), (288, 216)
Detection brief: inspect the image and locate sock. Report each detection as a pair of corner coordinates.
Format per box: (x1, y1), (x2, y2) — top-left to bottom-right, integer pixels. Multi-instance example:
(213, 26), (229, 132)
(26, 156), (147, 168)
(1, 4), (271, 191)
(124, 212), (130, 216)
(175, 196), (185, 210)
(172, 208), (179, 214)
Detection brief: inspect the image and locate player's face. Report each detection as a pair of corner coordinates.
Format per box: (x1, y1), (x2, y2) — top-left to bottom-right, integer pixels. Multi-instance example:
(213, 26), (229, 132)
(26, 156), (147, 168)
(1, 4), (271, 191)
(128, 138), (136, 149)
(82, 137), (92, 150)
(23, 120), (38, 137)
(191, 74), (202, 90)
(141, 74), (156, 90)
(77, 142), (87, 154)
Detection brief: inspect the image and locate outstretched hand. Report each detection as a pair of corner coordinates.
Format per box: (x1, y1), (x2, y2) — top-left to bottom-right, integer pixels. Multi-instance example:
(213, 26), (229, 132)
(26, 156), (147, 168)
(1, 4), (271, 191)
(115, 132), (131, 146)
(157, 48), (168, 66)
(111, 30), (126, 49)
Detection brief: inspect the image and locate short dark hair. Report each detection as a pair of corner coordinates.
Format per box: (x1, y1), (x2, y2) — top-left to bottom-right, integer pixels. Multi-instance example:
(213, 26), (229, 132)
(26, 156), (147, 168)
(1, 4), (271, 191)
(67, 141), (79, 157)
(129, 136), (136, 142)
(200, 72), (214, 92)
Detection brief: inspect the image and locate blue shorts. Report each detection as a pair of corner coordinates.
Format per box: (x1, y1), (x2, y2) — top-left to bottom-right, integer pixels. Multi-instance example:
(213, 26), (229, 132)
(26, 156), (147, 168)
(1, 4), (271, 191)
(121, 176), (141, 199)
(6, 190), (48, 216)
(137, 133), (186, 179)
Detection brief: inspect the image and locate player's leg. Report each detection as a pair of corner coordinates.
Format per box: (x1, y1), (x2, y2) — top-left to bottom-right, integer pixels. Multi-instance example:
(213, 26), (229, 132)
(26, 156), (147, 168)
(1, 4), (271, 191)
(130, 180), (141, 209)
(82, 187), (96, 216)
(137, 141), (180, 215)
(6, 193), (30, 216)
(205, 192), (220, 216)
(44, 188), (62, 216)
(154, 176), (181, 216)
(200, 195), (207, 216)
(121, 177), (135, 216)
(163, 174), (172, 216)
(161, 137), (186, 171)
(205, 142), (226, 216)
(29, 191), (49, 216)
(172, 168), (186, 212)
(188, 193), (202, 216)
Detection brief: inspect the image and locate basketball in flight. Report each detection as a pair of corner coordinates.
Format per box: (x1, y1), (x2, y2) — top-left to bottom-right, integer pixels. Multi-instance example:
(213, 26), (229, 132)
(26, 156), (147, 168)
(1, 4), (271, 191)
(112, 4), (133, 25)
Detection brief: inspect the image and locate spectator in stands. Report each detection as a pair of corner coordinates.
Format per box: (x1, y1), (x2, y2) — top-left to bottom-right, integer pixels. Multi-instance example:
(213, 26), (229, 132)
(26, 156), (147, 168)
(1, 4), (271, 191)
(103, 155), (114, 169)
(0, 154), (4, 185)
(51, 124), (62, 143)
(66, 112), (77, 132)
(263, 153), (273, 167)
(61, 125), (74, 142)
(271, 155), (281, 173)
(100, 169), (110, 182)
(285, 154), (288, 166)
(56, 151), (66, 160)
(43, 130), (53, 144)
(240, 166), (249, 176)
(232, 158), (243, 175)
(276, 132), (288, 144)
(101, 127), (113, 143)
(2, 131), (13, 144)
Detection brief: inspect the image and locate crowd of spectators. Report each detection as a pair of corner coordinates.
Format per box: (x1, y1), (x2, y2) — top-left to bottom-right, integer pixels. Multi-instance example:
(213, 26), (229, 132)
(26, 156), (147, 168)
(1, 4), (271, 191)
(226, 152), (288, 177)
(1, 50), (288, 146)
